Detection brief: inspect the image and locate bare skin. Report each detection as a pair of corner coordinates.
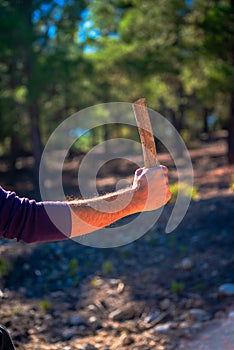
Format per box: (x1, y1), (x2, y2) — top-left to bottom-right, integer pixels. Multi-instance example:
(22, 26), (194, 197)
(68, 165), (171, 238)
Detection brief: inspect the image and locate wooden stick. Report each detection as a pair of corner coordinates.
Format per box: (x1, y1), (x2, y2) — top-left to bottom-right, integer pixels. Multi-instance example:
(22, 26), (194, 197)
(132, 98), (158, 168)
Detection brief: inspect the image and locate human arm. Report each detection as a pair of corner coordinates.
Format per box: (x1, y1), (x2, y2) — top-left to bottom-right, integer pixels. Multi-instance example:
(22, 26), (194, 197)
(69, 165), (171, 238)
(0, 166), (170, 243)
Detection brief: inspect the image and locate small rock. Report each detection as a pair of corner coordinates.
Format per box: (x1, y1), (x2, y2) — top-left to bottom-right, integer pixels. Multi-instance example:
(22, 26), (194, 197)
(0, 290), (4, 298)
(23, 263), (30, 271)
(109, 304), (138, 321)
(211, 270), (218, 277)
(19, 287), (27, 294)
(89, 316), (97, 323)
(62, 328), (75, 340)
(160, 298), (170, 310)
(181, 258), (193, 270)
(190, 323), (202, 332)
(51, 291), (66, 298)
(181, 328), (193, 338)
(121, 335), (134, 346)
(218, 283), (234, 296)
(215, 310), (225, 319)
(229, 311), (234, 319)
(107, 290), (116, 296)
(109, 278), (120, 286)
(187, 309), (209, 321)
(179, 321), (190, 329)
(28, 329), (35, 335)
(154, 322), (171, 333)
(85, 344), (97, 350)
(94, 300), (107, 310)
(144, 311), (160, 324)
(117, 282), (125, 294)
(77, 345), (97, 350)
(70, 315), (84, 326)
(202, 262), (209, 269)
(87, 304), (96, 311)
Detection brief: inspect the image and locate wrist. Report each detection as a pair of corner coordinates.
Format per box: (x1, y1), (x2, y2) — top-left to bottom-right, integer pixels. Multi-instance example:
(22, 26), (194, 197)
(128, 187), (147, 214)
(102, 187), (144, 216)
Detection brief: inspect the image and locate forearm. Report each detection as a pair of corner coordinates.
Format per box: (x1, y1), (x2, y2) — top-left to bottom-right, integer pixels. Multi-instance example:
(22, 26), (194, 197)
(68, 187), (144, 238)
(0, 166), (170, 243)
(68, 165), (171, 238)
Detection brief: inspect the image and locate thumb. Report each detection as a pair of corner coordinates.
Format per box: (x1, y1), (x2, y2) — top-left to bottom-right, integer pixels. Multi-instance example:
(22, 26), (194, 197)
(135, 168), (144, 177)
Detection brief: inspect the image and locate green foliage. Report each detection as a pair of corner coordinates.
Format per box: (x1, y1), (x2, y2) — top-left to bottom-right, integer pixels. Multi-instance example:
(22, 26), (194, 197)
(149, 236), (158, 247)
(171, 280), (185, 294)
(11, 308), (21, 316)
(102, 260), (114, 274)
(168, 235), (177, 248)
(72, 133), (93, 153)
(120, 248), (133, 259)
(179, 245), (188, 257)
(39, 300), (51, 313)
(170, 182), (199, 201)
(91, 278), (101, 287)
(0, 0), (234, 167)
(121, 329), (129, 336)
(68, 258), (79, 278)
(180, 129), (199, 148)
(0, 257), (10, 277)
(0, 0), (90, 163)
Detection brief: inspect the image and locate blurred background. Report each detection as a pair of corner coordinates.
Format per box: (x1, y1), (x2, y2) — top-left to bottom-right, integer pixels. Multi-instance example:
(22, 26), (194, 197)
(0, 1), (234, 349)
(0, 0), (234, 190)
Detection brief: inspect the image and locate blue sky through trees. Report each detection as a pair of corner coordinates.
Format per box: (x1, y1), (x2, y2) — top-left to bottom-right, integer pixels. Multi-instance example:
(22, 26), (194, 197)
(32, 0), (194, 54)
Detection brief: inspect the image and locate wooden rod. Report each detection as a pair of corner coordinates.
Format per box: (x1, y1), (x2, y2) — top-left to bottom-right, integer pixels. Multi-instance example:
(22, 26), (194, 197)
(132, 98), (158, 167)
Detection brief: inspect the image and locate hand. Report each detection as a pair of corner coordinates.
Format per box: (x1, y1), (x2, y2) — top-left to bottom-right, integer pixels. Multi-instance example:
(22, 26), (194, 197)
(132, 165), (171, 211)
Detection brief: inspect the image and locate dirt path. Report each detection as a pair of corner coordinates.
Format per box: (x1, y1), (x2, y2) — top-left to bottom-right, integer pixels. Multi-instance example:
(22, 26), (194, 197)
(179, 311), (234, 350)
(0, 138), (234, 349)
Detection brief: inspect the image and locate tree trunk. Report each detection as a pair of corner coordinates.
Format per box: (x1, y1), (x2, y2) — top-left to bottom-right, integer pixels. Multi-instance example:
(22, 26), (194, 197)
(169, 108), (182, 133)
(8, 62), (18, 185)
(203, 107), (209, 134)
(29, 101), (43, 189)
(24, 0), (43, 190)
(9, 133), (19, 186)
(228, 94), (234, 164)
(178, 104), (185, 133)
(228, 0), (234, 163)
(103, 124), (111, 158)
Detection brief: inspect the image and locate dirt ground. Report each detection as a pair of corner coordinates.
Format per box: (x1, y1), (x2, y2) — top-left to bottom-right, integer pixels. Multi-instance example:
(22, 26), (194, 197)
(0, 136), (234, 350)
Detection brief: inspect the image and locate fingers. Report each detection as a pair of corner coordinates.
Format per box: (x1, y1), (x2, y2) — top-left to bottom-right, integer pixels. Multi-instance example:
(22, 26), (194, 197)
(148, 166), (171, 202)
(135, 168), (144, 176)
(133, 165), (171, 211)
(135, 166), (170, 189)
(135, 165), (168, 176)
(161, 165), (168, 175)
(160, 166), (169, 184)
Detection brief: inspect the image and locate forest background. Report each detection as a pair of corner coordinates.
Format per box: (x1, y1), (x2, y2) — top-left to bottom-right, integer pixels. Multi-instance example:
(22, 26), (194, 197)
(0, 0), (234, 191)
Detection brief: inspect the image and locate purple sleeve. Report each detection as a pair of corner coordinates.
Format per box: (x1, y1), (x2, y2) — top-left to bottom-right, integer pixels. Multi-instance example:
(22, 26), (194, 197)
(0, 186), (71, 243)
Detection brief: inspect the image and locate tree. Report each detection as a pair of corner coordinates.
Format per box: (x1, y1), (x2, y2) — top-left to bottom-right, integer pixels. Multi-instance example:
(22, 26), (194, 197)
(88, 1), (195, 131)
(0, 0), (90, 187)
(87, 0), (234, 160)
(197, 0), (234, 162)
